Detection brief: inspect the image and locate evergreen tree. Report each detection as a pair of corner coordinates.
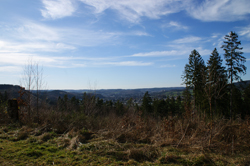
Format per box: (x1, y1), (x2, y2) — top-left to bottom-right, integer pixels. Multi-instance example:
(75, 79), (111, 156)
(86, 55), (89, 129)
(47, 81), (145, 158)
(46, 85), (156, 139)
(205, 48), (227, 118)
(207, 48), (227, 84)
(0, 92), (3, 104)
(153, 99), (159, 114)
(232, 85), (243, 118)
(153, 99), (166, 117)
(163, 96), (170, 117)
(115, 100), (124, 116)
(182, 49), (206, 112)
(182, 87), (191, 112)
(170, 96), (176, 116)
(176, 95), (183, 116)
(105, 100), (113, 107)
(63, 94), (68, 111)
(243, 84), (250, 117)
(96, 97), (104, 108)
(57, 96), (64, 111)
(142, 91), (152, 114)
(70, 96), (79, 111)
(4, 91), (8, 102)
(126, 98), (134, 110)
(221, 31), (246, 119)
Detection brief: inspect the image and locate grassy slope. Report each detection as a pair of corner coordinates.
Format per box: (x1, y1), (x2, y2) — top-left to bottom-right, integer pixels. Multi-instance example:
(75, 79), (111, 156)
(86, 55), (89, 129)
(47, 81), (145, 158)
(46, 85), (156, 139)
(1, 125), (249, 166)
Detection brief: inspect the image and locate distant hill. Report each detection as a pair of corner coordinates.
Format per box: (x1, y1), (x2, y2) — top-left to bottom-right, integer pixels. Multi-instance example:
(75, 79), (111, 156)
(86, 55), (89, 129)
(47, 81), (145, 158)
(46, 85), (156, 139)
(0, 84), (187, 102)
(1, 80), (249, 103)
(66, 87), (186, 99)
(42, 90), (83, 103)
(234, 80), (250, 89)
(0, 84), (22, 99)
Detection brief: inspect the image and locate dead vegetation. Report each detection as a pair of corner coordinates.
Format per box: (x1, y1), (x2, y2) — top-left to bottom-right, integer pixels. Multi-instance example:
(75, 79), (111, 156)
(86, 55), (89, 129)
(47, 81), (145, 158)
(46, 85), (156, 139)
(1, 103), (250, 165)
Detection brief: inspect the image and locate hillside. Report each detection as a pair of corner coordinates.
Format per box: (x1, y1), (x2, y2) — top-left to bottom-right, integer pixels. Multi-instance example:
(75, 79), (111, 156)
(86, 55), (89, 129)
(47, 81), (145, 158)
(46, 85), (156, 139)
(0, 84), (22, 99)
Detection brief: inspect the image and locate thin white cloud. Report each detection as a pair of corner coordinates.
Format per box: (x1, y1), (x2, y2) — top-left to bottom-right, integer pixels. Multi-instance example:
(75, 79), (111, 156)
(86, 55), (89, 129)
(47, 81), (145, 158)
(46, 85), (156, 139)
(41, 0), (76, 19)
(0, 66), (21, 72)
(0, 20), (157, 69)
(0, 40), (75, 53)
(211, 33), (221, 39)
(16, 22), (60, 41)
(39, 0), (250, 22)
(0, 49), (153, 69)
(187, 0), (250, 22)
(195, 47), (211, 56)
(21, 20), (149, 46)
(162, 21), (188, 30)
(239, 25), (250, 39)
(131, 46), (210, 58)
(0, 20), (121, 53)
(131, 35), (210, 57)
(79, 0), (189, 23)
(0, 52), (90, 69)
(45, 59), (153, 68)
(128, 31), (152, 37)
(0, 53), (56, 66)
(173, 36), (202, 44)
(167, 44), (211, 56)
(100, 61), (153, 66)
(242, 44), (250, 53)
(1, 21), (77, 52)
(160, 64), (176, 68)
(131, 50), (186, 57)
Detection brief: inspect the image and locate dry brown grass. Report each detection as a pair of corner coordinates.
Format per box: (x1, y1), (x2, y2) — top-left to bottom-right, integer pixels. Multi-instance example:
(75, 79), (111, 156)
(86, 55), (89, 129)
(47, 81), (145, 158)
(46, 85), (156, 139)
(1, 111), (249, 165)
(93, 111), (250, 155)
(2, 104), (250, 158)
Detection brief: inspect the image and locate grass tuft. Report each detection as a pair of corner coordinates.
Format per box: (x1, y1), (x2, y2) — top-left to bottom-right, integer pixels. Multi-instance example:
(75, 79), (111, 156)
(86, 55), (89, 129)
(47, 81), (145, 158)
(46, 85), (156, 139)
(192, 154), (214, 166)
(159, 155), (184, 164)
(40, 132), (55, 142)
(16, 131), (29, 141)
(25, 149), (43, 158)
(128, 146), (159, 162)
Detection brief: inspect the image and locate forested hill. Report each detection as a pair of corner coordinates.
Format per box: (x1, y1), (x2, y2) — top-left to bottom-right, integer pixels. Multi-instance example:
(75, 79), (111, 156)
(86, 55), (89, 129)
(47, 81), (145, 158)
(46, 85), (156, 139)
(1, 80), (250, 101)
(0, 84), (21, 92)
(65, 87), (186, 99)
(0, 84), (22, 98)
(0, 85), (186, 102)
(234, 80), (250, 89)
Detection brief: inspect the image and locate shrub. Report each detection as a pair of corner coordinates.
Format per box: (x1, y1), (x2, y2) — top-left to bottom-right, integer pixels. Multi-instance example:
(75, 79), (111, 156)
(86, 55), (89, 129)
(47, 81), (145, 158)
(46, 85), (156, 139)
(78, 128), (94, 143)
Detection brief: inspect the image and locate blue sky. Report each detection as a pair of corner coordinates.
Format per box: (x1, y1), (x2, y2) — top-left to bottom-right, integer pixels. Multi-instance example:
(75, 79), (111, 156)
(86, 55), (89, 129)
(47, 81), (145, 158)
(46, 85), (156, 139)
(0, 0), (250, 89)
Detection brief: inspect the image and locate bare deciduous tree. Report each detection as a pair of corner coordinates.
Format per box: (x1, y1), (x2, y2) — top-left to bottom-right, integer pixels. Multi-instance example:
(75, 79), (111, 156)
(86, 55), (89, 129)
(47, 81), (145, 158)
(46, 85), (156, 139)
(20, 58), (46, 123)
(34, 62), (46, 123)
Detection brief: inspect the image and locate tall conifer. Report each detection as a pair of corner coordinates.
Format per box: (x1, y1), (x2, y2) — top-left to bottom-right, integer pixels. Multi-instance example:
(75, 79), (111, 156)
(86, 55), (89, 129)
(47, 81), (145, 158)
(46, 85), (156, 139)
(182, 49), (206, 112)
(206, 48), (227, 116)
(221, 31), (246, 120)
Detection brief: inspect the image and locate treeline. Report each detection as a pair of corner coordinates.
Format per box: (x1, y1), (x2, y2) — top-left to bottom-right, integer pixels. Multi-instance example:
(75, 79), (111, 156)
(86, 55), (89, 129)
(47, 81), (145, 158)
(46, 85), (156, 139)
(53, 81), (250, 120)
(55, 91), (185, 117)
